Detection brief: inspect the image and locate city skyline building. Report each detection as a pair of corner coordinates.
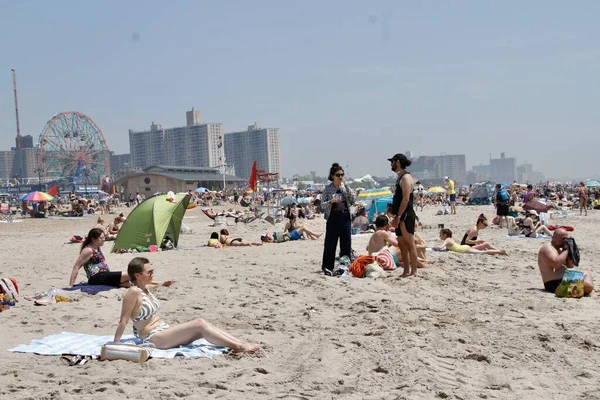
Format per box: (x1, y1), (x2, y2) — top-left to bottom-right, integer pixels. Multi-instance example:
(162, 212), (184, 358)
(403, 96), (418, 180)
(517, 163), (545, 183)
(490, 152), (517, 183)
(0, 150), (15, 180)
(17, 134), (34, 149)
(109, 152), (131, 175)
(128, 110), (224, 171)
(10, 147), (40, 180)
(410, 154), (467, 182)
(224, 123), (281, 180)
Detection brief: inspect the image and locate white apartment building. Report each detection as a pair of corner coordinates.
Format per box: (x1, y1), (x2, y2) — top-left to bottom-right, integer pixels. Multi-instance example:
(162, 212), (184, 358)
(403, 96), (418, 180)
(129, 110), (224, 170)
(0, 150), (15, 180)
(224, 123), (281, 180)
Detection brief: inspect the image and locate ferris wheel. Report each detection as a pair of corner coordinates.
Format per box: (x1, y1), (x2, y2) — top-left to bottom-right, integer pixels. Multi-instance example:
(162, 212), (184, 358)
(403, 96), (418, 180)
(39, 111), (110, 184)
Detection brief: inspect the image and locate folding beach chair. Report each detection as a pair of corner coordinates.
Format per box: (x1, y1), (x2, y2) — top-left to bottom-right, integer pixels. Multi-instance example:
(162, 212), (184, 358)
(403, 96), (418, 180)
(0, 203), (13, 223)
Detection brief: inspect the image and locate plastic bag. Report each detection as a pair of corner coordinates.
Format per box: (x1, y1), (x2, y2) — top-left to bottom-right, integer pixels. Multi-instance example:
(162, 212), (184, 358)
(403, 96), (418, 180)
(555, 270), (585, 298)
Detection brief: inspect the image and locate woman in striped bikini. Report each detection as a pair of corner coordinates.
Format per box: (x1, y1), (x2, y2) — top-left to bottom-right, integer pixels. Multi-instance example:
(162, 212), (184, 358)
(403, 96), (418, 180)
(112, 257), (259, 354)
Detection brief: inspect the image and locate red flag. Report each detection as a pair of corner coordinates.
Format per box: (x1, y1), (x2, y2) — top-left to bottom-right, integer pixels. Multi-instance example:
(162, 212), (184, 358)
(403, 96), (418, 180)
(249, 161), (258, 191)
(47, 185), (58, 197)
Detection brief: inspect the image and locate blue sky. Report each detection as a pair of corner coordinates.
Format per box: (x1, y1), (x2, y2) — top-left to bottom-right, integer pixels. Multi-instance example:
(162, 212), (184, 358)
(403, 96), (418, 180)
(1, 0), (599, 180)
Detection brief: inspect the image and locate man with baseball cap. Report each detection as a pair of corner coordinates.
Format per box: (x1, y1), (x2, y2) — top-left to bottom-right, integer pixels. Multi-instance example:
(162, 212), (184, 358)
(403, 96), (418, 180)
(444, 176), (456, 215)
(387, 153), (419, 277)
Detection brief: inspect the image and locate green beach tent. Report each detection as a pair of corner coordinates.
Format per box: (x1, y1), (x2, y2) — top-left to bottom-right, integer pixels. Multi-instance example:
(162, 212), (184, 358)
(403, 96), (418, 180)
(112, 193), (191, 253)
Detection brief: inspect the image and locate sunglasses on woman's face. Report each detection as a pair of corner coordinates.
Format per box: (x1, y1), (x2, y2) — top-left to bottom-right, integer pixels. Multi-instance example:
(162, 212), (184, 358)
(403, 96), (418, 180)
(335, 173), (345, 177)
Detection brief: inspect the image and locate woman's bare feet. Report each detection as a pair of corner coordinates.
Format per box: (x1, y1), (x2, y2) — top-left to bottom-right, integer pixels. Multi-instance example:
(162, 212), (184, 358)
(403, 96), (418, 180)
(233, 343), (260, 354)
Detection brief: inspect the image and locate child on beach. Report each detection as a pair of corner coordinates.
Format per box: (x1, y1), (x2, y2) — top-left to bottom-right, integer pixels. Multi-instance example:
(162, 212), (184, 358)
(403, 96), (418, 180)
(366, 216), (399, 255)
(433, 229), (507, 255)
(207, 232), (220, 247)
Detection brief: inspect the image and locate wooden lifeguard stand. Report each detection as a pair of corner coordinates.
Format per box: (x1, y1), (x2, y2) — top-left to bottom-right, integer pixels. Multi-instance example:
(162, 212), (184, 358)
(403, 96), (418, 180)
(256, 170), (280, 222)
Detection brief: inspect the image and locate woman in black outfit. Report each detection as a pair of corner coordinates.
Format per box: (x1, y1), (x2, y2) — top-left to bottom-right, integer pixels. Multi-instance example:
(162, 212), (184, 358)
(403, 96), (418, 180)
(321, 163), (356, 275)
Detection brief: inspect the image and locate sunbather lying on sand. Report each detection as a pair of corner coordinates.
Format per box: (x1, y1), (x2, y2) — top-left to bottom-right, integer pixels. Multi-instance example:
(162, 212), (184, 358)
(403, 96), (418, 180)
(219, 229), (262, 246)
(113, 257), (259, 353)
(433, 229), (507, 255)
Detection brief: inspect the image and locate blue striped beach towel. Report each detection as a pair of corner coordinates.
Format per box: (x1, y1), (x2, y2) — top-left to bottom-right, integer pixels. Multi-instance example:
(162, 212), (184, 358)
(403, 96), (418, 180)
(8, 331), (227, 359)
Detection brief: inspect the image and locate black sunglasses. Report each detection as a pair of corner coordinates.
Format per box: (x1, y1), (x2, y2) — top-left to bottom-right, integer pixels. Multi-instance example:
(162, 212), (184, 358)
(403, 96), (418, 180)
(335, 173), (345, 177)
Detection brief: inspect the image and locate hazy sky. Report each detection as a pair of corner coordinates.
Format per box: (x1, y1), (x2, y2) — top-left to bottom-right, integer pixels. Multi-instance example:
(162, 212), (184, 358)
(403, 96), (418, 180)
(1, 1), (599, 180)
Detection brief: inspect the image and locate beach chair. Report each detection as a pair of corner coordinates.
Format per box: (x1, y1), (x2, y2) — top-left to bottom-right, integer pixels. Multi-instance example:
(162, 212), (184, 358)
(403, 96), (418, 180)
(213, 215), (228, 227)
(0, 203), (13, 223)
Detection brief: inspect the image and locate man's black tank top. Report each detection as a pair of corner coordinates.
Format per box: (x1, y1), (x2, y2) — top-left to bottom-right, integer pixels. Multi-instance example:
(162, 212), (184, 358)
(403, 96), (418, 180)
(395, 171), (415, 218)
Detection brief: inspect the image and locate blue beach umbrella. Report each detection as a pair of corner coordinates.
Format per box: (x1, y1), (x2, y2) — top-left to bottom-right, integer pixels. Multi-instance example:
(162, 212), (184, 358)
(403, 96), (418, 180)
(281, 196), (297, 207)
(583, 179), (600, 188)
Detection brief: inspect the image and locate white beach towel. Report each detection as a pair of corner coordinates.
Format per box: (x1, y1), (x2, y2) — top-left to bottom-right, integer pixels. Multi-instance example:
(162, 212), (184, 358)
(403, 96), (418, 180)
(506, 234), (551, 240)
(8, 331), (227, 359)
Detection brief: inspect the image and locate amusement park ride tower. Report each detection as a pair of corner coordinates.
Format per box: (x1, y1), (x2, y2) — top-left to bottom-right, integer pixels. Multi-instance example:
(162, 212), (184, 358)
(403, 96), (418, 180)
(9, 70), (111, 185)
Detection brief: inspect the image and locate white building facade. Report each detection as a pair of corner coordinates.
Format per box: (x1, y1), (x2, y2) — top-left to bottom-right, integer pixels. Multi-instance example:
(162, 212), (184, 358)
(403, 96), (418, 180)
(224, 123), (281, 180)
(129, 111), (224, 170)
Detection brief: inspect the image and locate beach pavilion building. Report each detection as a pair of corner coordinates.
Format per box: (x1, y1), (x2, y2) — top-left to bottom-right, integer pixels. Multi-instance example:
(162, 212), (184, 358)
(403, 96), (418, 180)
(114, 165), (246, 199)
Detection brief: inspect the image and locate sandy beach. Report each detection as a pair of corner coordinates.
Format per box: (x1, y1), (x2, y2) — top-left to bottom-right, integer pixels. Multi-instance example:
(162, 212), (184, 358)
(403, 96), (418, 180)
(1, 204), (599, 399)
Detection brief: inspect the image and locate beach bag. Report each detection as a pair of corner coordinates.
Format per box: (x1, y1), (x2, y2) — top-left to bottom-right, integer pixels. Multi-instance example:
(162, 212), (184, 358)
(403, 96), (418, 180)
(375, 249), (396, 270)
(507, 218), (520, 236)
(101, 343), (152, 363)
(554, 270), (585, 298)
(364, 263), (386, 279)
(273, 231), (290, 243)
(0, 277), (19, 303)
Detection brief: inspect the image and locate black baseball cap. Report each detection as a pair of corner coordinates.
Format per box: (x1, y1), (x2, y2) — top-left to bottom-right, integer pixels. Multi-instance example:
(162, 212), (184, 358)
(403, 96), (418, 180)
(387, 153), (410, 163)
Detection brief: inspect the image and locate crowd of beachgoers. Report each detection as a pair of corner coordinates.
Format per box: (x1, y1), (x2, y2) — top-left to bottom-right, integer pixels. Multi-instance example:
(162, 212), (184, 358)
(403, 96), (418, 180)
(1, 155), (598, 398)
